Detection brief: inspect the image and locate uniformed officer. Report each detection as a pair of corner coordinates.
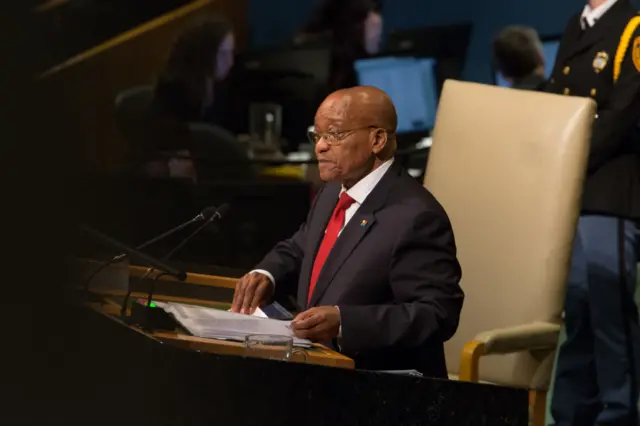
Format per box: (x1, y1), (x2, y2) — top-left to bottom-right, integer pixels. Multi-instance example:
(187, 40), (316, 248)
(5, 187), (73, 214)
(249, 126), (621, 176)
(545, 0), (640, 425)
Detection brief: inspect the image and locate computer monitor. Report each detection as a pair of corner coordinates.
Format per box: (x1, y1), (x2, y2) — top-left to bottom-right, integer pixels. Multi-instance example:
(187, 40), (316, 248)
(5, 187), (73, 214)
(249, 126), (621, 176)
(494, 37), (561, 88)
(385, 22), (473, 98)
(354, 56), (439, 134)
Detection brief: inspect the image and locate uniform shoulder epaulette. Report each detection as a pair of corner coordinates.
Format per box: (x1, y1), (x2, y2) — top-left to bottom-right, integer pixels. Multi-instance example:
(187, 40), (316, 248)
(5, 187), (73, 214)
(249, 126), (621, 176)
(613, 13), (640, 82)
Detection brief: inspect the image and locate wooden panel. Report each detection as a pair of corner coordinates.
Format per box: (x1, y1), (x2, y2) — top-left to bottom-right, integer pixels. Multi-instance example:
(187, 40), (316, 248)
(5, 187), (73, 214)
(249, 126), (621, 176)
(152, 331), (355, 369)
(34, 0), (68, 13)
(89, 295), (354, 369)
(41, 0), (248, 175)
(129, 264), (237, 289)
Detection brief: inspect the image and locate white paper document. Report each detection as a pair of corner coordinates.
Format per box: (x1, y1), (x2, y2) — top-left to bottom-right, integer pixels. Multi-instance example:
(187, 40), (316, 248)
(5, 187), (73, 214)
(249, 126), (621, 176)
(161, 302), (312, 347)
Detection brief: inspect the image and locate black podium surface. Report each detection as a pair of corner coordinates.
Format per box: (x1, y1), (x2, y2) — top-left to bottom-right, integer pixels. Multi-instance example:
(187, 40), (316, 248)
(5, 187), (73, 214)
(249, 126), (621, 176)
(22, 306), (528, 426)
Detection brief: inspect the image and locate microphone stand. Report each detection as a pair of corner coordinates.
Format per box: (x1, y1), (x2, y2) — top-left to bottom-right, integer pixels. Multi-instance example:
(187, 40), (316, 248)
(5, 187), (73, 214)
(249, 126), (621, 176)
(123, 204), (230, 329)
(81, 207), (216, 296)
(80, 226), (187, 281)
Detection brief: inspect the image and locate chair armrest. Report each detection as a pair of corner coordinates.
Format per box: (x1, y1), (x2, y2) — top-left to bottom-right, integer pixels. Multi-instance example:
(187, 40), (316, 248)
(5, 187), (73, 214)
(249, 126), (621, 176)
(476, 321), (561, 355)
(459, 322), (561, 382)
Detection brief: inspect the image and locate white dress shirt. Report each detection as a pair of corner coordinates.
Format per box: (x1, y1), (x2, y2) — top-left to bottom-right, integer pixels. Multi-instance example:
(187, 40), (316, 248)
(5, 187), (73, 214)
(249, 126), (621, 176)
(252, 158), (395, 287)
(580, 0), (619, 28)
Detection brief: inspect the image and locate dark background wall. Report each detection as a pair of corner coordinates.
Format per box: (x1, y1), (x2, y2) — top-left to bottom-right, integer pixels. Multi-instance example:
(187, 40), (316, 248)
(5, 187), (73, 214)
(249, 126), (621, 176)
(248, 0), (640, 84)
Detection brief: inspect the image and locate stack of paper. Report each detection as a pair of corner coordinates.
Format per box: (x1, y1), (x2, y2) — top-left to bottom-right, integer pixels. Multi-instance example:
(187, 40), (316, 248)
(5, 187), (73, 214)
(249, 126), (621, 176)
(161, 302), (312, 347)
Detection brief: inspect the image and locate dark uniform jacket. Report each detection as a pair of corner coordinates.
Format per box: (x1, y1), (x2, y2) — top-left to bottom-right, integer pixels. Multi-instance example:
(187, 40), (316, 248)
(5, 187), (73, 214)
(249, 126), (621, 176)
(546, 0), (640, 221)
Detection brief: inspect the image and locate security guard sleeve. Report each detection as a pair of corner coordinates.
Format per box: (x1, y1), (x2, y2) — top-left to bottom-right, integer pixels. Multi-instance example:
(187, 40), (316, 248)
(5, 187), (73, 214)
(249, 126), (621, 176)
(588, 27), (640, 174)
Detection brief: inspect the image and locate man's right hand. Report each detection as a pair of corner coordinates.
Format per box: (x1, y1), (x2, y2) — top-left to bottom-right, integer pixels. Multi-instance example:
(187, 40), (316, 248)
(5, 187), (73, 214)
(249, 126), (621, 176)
(230, 272), (274, 314)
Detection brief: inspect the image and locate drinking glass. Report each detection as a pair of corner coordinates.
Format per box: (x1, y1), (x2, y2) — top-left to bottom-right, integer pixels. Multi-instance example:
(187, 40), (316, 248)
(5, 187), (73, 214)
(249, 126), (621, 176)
(244, 334), (307, 362)
(249, 103), (282, 148)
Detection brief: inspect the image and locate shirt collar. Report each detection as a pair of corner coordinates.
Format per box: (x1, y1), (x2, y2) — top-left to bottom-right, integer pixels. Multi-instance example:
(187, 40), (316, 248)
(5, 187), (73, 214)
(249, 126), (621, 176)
(341, 158), (394, 205)
(581, 0), (619, 28)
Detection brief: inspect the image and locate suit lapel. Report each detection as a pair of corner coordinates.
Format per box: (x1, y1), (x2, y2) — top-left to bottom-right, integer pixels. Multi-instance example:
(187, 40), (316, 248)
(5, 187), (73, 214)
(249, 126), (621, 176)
(564, 1), (630, 61)
(307, 162), (402, 307)
(560, 17), (587, 62)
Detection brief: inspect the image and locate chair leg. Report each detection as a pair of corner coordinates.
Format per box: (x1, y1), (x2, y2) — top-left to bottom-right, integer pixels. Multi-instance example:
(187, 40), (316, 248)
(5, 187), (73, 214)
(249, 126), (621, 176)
(529, 390), (547, 426)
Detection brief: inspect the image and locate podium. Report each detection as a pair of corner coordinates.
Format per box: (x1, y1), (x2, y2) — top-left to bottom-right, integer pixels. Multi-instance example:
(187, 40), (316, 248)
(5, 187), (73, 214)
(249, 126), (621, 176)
(76, 261), (529, 425)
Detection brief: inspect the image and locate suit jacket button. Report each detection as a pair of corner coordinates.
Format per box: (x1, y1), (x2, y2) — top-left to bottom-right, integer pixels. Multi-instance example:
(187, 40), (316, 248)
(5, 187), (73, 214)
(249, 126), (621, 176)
(590, 88), (597, 96)
(563, 66), (571, 75)
(563, 88), (570, 95)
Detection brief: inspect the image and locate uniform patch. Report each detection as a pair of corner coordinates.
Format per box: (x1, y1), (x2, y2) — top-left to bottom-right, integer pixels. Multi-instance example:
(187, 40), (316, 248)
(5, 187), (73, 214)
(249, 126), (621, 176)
(592, 51), (610, 73)
(633, 36), (640, 72)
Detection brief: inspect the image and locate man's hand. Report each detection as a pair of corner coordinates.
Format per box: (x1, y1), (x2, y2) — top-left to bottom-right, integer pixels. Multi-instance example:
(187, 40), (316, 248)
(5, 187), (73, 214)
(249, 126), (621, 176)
(290, 306), (341, 341)
(230, 272), (274, 314)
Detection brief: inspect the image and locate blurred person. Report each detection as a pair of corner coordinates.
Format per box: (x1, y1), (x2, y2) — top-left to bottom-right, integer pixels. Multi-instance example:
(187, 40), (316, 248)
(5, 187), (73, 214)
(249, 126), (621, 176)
(296, 0), (384, 91)
(139, 15), (248, 181)
(153, 15), (235, 124)
(230, 86), (463, 376)
(545, 0), (640, 425)
(492, 26), (546, 91)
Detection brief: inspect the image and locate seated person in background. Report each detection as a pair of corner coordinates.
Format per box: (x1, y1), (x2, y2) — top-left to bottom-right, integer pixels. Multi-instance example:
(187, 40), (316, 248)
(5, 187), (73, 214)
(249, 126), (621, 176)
(146, 16), (252, 181)
(295, 0), (384, 92)
(231, 86), (464, 376)
(493, 26), (546, 91)
(137, 117), (197, 183)
(153, 15), (235, 125)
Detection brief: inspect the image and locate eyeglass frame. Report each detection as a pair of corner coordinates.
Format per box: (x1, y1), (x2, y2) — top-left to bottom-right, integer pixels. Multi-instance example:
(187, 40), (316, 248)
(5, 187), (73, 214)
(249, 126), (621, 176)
(307, 125), (391, 146)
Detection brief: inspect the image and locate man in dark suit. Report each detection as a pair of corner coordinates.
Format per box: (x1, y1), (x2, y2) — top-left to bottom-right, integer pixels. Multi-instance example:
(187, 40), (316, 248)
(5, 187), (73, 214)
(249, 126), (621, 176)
(545, 1), (640, 425)
(231, 86), (463, 377)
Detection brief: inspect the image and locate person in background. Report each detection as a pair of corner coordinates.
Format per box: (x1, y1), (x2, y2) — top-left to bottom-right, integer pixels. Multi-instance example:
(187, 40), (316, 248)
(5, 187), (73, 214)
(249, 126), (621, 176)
(230, 86), (463, 375)
(545, 0), (640, 425)
(295, 0), (384, 92)
(492, 26), (547, 91)
(142, 15), (248, 181)
(153, 15), (235, 124)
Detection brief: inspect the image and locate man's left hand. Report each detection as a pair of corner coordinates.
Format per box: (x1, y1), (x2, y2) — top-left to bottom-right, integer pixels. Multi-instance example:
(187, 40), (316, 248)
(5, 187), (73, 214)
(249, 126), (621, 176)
(290, 306), (340, 341)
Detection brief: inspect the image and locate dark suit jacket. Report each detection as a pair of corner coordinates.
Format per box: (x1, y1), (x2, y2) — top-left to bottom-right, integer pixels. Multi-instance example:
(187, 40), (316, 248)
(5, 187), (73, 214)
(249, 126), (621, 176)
(545, 0), (640, 221)
(255, 162), (463, 377)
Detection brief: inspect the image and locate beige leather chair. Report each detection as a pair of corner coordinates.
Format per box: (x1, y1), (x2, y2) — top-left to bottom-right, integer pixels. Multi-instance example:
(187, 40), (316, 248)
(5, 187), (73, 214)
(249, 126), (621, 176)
(423, 80), (596, 426)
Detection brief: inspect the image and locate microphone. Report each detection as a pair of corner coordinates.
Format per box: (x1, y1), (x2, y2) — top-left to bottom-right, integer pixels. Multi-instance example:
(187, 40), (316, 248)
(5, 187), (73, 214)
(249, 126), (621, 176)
(149, 203), (230, 267)
(80, 226), (187, 281)
(124, 203), (230, 325)
(82, 206), (218, 292)
(109, 206), (218, 262)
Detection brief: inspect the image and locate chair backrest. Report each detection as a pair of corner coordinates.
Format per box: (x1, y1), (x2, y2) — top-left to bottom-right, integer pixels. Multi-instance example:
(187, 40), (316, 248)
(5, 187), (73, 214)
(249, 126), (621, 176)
(115, 85), (154, 130)
(188, 122), (253, 181)
(424, 80), (595, 388)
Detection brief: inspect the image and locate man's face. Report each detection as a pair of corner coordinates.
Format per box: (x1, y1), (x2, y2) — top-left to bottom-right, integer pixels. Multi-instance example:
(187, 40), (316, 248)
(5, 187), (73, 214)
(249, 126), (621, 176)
(313, 96), (375, 184)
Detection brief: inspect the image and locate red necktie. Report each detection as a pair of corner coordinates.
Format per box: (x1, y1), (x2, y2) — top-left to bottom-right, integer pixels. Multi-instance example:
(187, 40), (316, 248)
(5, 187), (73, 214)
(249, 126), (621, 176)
(308, 192), (356, 305)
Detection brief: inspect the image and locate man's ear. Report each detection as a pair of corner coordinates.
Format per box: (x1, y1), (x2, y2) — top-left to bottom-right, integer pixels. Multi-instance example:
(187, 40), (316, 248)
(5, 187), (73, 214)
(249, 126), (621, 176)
(371, 129), (388, 154)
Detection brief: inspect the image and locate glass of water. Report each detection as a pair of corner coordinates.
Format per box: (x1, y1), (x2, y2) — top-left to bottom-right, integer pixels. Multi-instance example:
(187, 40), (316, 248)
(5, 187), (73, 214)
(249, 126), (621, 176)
(249, 103), (282, 148)
(244, 334), (307, 362)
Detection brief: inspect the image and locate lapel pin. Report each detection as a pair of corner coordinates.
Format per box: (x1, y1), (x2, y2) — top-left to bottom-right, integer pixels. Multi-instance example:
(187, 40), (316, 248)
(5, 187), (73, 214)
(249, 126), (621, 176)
(360, 220), (368, 228)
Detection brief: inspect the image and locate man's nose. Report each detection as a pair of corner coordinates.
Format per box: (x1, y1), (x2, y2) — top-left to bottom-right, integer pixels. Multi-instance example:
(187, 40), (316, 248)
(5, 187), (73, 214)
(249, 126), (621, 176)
(314, 137), (330, 155)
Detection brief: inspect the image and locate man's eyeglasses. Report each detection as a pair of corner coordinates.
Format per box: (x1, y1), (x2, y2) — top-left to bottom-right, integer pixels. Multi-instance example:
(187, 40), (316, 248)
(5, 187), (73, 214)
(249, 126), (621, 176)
(307, 126), (384, 146)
